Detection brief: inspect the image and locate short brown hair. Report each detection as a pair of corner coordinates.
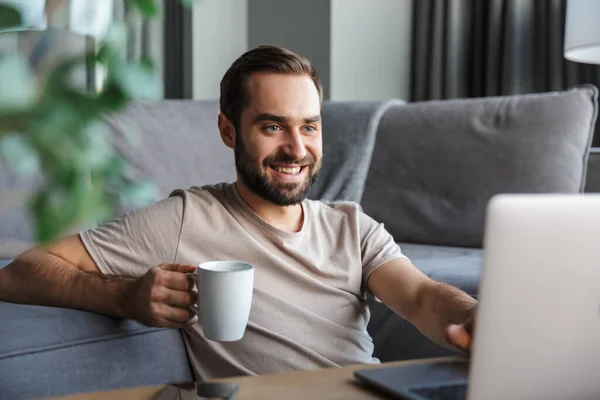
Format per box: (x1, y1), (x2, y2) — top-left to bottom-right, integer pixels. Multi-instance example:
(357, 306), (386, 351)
(219, 45), (323, 131)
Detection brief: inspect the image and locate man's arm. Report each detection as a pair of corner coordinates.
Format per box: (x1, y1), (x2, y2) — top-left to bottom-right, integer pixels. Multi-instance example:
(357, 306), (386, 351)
(0, 235), (134, 316)
(367, 258), (477, 350)
(0, 234), (197, 328)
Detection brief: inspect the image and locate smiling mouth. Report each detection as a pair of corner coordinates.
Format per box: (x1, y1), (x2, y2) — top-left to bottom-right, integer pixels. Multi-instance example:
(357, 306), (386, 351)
(270, 165), (304, 175)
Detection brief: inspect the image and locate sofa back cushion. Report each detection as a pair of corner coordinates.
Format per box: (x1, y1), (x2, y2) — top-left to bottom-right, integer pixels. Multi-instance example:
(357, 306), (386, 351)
(105, 100), (237, 213)
(362, 86), (599, 248)
(309, 100), (405, 202)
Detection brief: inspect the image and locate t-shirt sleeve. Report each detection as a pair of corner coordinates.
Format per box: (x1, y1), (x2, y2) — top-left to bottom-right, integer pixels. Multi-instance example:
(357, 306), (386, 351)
(359, 209), (409, 285)
(79, 195), (184, 277)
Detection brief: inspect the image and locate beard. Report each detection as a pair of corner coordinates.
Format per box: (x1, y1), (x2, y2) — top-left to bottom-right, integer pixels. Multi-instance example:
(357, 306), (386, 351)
(234, 134), (321, 206)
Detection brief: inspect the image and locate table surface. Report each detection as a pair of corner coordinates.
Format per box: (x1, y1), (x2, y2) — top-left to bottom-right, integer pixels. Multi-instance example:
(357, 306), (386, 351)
(44, 357), (460, 400)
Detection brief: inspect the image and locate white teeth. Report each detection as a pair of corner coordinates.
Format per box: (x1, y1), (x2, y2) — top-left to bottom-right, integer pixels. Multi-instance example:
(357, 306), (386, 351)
(273, 166), (301, 174)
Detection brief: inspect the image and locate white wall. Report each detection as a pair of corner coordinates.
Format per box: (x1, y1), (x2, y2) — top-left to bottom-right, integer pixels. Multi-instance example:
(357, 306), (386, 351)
(192, 0), (248, 100)
(330, 0), (413, 101)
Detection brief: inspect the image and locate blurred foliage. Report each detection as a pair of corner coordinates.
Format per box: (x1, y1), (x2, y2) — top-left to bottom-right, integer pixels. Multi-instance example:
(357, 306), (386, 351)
(0, 0), (196, 243)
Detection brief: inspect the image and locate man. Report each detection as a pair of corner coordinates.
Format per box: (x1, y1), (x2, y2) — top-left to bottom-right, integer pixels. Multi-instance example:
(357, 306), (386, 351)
(0, 46), (476, 380)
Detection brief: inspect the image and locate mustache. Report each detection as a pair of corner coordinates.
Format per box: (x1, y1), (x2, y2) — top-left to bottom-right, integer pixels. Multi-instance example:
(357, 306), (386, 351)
(262, 153), (317, 167)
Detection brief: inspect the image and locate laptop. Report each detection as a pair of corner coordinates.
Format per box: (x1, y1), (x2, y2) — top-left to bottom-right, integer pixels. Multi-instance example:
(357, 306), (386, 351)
(355, 193), (600, 400)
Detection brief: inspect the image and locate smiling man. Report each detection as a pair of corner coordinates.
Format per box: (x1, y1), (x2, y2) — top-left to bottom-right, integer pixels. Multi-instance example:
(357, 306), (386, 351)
(0, 46), (476, 380)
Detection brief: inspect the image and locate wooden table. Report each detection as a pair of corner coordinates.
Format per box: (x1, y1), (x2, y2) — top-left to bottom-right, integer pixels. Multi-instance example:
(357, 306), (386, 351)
(45, 357), (458, 400)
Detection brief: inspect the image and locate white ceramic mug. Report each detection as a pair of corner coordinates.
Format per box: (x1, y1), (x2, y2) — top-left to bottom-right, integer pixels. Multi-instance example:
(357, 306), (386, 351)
(190, 261), (254, 341)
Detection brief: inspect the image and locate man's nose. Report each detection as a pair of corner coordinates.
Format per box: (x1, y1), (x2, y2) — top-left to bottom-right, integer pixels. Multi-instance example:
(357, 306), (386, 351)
(281, 130), (307, 161)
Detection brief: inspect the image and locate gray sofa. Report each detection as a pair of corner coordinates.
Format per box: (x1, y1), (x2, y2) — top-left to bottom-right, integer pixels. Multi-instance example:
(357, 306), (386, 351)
(0, 85), (597, 399)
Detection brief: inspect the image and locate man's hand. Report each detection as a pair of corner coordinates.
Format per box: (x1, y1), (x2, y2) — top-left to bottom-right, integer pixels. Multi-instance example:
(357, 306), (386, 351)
(445, 308), (476, 354)
(125, 263), (198, 328)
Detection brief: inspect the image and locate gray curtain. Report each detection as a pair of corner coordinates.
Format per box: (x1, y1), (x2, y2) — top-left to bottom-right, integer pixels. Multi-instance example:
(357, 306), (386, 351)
(411, 0), (600, 143)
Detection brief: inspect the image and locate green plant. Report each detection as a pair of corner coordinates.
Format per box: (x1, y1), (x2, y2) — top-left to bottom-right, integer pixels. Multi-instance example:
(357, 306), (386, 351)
(0, 0), (196, 243)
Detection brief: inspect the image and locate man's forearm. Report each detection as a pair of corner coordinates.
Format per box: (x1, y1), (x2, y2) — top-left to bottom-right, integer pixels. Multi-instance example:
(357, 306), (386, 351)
(0, 248), (134, 318)
(416, 281), (477, 347)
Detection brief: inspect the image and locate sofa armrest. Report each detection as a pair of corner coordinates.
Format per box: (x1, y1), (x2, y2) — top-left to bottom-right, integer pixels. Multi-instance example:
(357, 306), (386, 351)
(585, 148), (600, 192)
(0, 301), (193, 399)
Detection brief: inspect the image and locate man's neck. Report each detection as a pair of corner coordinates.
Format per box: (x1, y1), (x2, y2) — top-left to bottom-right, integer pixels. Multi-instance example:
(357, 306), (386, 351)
(234, 180), (304, 233)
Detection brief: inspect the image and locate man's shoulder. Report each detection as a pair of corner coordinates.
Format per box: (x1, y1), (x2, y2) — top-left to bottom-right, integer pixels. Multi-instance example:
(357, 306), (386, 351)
(307, 199), (383, 231)
(162, 182), (235, 219)
(170, 182), (231, 203)
(307, 199), (364, 217)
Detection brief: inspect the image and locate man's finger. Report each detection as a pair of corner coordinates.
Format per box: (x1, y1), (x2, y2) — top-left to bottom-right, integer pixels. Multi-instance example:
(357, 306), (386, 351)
(162, 288), (197, 307)
(445, 324), (472, 353)
(160, 263), (197, 274)
(161, 304), (195, 325)
(156, 269), (197, 291)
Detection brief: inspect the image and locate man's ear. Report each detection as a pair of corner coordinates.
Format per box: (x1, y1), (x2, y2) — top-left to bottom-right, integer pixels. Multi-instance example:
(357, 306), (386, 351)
(218, 113), (236, 150)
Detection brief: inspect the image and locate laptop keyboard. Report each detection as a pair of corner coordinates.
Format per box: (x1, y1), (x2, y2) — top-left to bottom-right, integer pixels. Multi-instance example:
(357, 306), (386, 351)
(405, 382), (468, 400)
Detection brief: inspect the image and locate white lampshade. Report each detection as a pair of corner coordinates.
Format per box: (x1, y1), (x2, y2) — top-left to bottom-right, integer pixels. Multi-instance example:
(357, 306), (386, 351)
(564, 0), (600, 64)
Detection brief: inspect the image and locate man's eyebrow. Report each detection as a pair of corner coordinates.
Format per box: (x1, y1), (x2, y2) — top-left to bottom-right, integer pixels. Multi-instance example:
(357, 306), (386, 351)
(304, 115), (321, 123)
(252, 113), (289, 124)
(252, 113), (322, 124)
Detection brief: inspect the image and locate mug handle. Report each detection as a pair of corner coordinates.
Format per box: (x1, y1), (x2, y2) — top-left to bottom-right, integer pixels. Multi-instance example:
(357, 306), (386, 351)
(185, 271), (200, 322)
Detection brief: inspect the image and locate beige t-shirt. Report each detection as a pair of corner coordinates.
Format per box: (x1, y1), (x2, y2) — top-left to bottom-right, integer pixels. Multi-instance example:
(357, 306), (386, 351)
(80, 183), (407, 380)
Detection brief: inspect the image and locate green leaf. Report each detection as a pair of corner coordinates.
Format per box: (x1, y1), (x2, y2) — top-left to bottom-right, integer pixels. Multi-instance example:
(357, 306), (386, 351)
(78, 185), (115, 224)
(140, 57), (154, 70)
(27, 101), (84, 144)
(0, 5), (22, 30)
(103, 22), (128, 54)
(0, 54), (36, 111)
(44, 50), (99, 93)
(94, 154), (125, 181)
(120, 181), (159, 209)
(91, 81), (129, 114)
(0, 133), (40, 177)
(130, 0), (160, 18)
(113, 61), (162, 101)
(81, 121), (115, 168)
(30, 188), (74, 243)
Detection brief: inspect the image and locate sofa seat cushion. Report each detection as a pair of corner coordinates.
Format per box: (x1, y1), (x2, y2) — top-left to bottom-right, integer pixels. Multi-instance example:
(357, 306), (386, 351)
(399, 243), (482, 296)
(0, 302), (192, 399)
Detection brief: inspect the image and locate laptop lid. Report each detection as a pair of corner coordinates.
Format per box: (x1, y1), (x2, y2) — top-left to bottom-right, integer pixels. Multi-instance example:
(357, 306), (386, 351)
(468, 194), (600, 400)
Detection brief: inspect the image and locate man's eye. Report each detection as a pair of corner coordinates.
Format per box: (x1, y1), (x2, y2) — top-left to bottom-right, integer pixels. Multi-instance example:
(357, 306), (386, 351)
(304, 126), (317, 133)
(265, 125), (282, 132)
